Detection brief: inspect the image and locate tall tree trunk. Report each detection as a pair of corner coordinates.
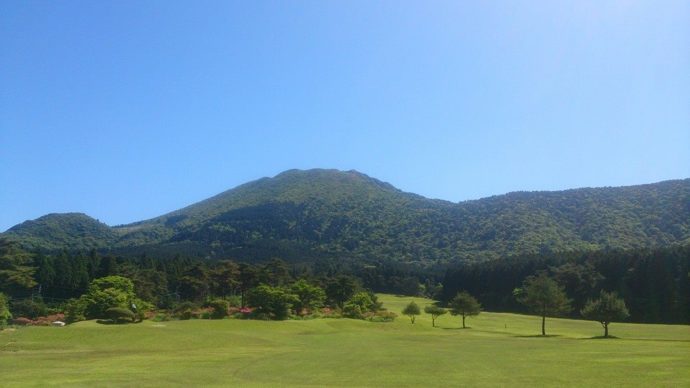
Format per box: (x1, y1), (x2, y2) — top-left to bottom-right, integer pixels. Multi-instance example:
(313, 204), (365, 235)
(462, 314), (466, 328)
(541, 314), (546, 336)
(604, 323), (609, 338)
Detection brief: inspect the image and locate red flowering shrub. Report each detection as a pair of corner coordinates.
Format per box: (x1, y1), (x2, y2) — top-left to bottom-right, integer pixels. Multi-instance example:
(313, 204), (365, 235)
(12, 317), (34, 326)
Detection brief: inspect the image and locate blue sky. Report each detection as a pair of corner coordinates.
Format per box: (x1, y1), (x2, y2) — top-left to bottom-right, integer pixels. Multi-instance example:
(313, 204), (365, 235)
(1, 1), (688, 231)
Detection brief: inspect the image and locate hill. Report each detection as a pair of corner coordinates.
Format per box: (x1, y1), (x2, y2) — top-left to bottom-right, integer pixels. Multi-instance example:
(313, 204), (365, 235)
(4, 213), (118, 252)
(3, 169), (689, 261)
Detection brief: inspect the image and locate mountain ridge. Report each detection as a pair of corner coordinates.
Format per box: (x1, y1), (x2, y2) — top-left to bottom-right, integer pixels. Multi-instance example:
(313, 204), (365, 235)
(3, 169), (689, 262)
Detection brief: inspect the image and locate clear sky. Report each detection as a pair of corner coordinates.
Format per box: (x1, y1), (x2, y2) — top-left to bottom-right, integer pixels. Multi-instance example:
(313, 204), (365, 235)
(1, 1), (689, 231)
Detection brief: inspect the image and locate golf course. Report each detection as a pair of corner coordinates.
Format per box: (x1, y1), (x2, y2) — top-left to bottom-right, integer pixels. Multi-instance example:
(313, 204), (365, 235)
(1, 295), (688, 387)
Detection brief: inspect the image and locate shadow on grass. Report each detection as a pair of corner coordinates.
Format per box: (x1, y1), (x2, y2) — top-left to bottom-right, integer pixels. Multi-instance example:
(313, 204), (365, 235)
(585, 335), (620, 340)
(513, 334), (562, 338)
(96, 319), (139, 325)
(578, 336), (690, 343)
(441, 327), (473, 330)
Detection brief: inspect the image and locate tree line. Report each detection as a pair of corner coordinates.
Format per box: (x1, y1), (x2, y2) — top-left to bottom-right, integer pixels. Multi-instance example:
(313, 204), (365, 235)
(0, 238), (398, 324)
(440, 244), (690, 324)
(1, 236), (688, 326)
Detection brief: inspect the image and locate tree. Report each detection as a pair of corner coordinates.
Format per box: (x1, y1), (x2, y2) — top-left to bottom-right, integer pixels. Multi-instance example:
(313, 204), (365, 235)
(290, 279), (326, 314)
(66, 275), (149, 322)
(515, 272), (571, 336)
(0, 238), (37, 293)
(259, 258), (291, 287)
(424, 305), (447, 327)
(402, 301), (421, 324)
(326, 275), (358, 309)
(0, 293), (11, 328)
(343, 291), (378, 319)
(581, 291), (629, 338)
(132, 269), (168, 308)
(238, 263), (259, 308)
(177, 264), (210, 302)
(246, 285), (298, 320)
(210, 260), (240, 298)
(551, 262), (603, 313)
(449, 291), (481, 328)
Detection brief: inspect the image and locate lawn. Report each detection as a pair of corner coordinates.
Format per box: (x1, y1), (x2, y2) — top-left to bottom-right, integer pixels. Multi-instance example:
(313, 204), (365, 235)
(1, 294), (689, 387)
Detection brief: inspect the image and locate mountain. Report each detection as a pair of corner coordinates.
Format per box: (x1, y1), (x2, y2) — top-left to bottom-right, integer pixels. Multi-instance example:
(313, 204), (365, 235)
(4, 212), (118, 251)
(3, 169), (690, 262)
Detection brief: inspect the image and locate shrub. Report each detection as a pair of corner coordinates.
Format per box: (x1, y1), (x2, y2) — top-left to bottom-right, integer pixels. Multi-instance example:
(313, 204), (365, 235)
(152, 312), (172, 322)
(173, 301), (198, 320)
(130, 300), (153, 322)
(12, 317), (33, 326)
(343, 292), (375, 319)
(226, 295), (242, 308)
(207, 299), (229, 319)
(250, 311), (273, 321)
(105, 307), (136, 323)
(343, 291), (385, 319)
(65, 298), (86, 324)
(366, 311), (397, 323)
(10, 299), (47, 319)
(343, 304), (364, 319)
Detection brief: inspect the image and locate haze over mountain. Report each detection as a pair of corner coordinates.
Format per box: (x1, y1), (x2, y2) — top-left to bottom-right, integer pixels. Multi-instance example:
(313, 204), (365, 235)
(4, 169), (689, 263)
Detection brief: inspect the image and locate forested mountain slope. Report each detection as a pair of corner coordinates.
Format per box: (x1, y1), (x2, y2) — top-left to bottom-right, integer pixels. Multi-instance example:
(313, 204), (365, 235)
(4, 213), (118, 251)
(3, 169), (689, 262)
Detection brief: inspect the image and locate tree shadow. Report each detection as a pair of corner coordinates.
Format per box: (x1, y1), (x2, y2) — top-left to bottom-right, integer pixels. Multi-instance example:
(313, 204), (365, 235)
(96, 319), (139, 325)
(584, 335), (620, 340)
(576, 336), (690, 342)
(441, 327), (473, 330)
(513, 334), (561, 338)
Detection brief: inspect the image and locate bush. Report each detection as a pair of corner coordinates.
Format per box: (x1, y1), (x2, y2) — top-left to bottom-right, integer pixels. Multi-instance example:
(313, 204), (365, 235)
(10, 299), (47, 319)
(173, 301), (198, 320)
(226, 295), (242, 308)
(12, 317), (34, 326)
(152, 312), (172, 322)
(65, 298), (86, 324)
(207, 299), (229, 319)
(249, 311), (273, 321)
(343, 304), (364, 319)
(366, 311), (397, 323)
(105, 307), (136, 323)
(343, 292), (380, 319)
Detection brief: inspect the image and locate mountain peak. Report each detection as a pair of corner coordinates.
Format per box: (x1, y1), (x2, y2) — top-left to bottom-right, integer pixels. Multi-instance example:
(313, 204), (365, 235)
(5, 212), (116, 251)
(2, 172), (689, 261)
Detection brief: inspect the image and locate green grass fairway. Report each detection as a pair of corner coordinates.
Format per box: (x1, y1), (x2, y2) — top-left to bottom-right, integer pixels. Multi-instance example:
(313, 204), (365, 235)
(2, 295), (689, 387)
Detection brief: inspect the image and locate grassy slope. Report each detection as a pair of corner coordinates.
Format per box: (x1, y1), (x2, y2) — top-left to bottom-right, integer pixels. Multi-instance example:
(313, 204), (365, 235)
(1, 295), (689, 387)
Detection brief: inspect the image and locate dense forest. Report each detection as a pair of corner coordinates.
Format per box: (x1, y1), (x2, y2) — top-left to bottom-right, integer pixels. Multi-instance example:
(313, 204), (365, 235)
(3, 170), (689, 263)
(1, 236), (688, 324)
(440, 245), (690, 324)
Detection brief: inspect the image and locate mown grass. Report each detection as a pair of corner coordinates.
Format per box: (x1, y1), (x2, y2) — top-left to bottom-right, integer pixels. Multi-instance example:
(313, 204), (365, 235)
(1, 294), (688, 387)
